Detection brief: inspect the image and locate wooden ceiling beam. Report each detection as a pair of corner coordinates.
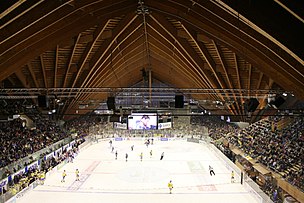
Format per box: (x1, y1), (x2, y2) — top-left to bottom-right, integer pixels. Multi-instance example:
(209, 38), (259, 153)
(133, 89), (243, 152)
(65, 13), (140, 112)
(1, 1), (71, 41)
(213, 41), (238, 115)
(70, 21), (110, 90)
(257, 72), (264, 90)
(147, 20), (205, 89)
(54, 45), (59, 88)
(248, 64), (252, 98)
(181, 23), (226, 89)
(62, 34), (81, 88)
(148, 33), (205, 87)
(27, 63), (39, 88)
(74, 21), (150, 106)
(180, 23), (230, 110)
(40, 55), (47, 88)
(87, 17), (142, 89)
(80, 14), (139, 89)
(150, 13), (221, 102)
(0, 2), (138, 81)
(234, 53), (245, 119)
(15, 69), (28, 88)
(60, 33), (81, 118)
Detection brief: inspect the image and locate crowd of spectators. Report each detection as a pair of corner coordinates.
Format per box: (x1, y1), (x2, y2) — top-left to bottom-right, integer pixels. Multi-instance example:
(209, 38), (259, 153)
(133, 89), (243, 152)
(65, 114), (108, 135)
(1, 138), (85, 199)
(190, 116), (238, 161)
(190, 116), (238, 140)
(0, 118), (69, 170)
(0, 99), (41, 120)
(228, 116), (304, 191)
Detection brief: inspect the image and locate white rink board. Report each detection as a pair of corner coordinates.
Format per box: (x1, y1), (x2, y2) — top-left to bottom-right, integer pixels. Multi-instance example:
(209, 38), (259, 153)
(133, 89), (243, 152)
(16, 139), (259, 203)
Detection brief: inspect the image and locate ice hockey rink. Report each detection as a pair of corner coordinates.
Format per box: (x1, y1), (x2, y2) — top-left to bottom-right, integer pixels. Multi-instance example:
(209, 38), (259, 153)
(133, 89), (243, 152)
(15, 138), (259, 203)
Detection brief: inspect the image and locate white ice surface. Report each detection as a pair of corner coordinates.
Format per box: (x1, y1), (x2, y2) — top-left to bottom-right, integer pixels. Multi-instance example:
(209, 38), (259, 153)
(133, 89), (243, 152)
(15, 139), (259, 203)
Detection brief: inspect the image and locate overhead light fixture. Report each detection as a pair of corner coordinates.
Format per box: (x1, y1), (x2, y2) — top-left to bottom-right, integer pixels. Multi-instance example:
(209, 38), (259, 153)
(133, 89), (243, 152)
(282, 93), (287, 97)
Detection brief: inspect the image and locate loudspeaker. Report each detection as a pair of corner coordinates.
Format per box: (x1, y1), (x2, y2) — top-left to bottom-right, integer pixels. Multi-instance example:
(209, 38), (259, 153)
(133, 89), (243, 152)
(109, 114), (120, 122)
(106, 97), (115, 110)
(247, 98), (259, 112)
(271, 96), (285, 109)
(38, 95), (49, 108)
(175, 95), (184, 108)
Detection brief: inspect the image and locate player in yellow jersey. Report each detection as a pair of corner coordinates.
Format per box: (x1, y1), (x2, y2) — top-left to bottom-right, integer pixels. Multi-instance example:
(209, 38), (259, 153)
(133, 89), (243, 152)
(61, 170), (67, 182)
(75, 169), (80, 181)
(231, 171), (235, 183)
(40, 171), (45, 185)
(168, 180), (173, 194)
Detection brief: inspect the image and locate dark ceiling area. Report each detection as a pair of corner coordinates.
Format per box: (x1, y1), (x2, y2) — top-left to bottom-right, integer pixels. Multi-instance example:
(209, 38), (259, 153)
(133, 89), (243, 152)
(222, 0), (304, 60)
(0, 0), (303, 121)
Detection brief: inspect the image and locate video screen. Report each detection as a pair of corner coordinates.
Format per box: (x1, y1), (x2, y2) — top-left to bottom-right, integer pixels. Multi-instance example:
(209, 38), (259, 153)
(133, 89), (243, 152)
(128, 113), (157, 130)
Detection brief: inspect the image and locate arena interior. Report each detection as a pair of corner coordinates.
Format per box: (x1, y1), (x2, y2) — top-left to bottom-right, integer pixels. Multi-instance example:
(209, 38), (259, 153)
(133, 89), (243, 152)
(0, 1), (303, 203)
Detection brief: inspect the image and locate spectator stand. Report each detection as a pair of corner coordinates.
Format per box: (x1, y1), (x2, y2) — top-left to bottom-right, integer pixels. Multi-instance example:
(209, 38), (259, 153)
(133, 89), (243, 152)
(0, 137), (85, 203)
(224, 116), (304, 203)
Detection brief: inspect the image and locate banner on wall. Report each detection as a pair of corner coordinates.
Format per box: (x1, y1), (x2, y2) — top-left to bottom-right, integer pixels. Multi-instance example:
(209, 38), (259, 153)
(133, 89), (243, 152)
(0, 178), (7, 188)
(114, 122), (127, 129)
(55, 148), (62, 156)
(13, 167), (26, 177)
(158, 122), (172, 129)
(70, 140), (76, 146)
(44, 152), (54, 160)
(160, 137), (168, 141)
(115, 137), (123, 141)
(62, 144), (69, 151)
(26, 161), (39, 172)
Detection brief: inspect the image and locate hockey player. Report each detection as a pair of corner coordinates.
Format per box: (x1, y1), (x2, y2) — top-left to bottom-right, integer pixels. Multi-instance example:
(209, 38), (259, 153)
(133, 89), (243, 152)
(160, 152), (164, 160)
(231, 171), (235, 183)
(75, 169), (80, 181)
(168, 180), (173, 194)
(125, 153), (128, 162)
(209, 165), (215, 176)
(150, 150), (152, 158)
(61, 170), (67, 182)
(115, 151), (118, 160)
(140, 152), (143, 161)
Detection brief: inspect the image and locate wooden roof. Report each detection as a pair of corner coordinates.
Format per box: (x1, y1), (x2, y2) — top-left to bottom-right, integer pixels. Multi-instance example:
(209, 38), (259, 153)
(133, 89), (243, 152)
(0, 0), (303, 120)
